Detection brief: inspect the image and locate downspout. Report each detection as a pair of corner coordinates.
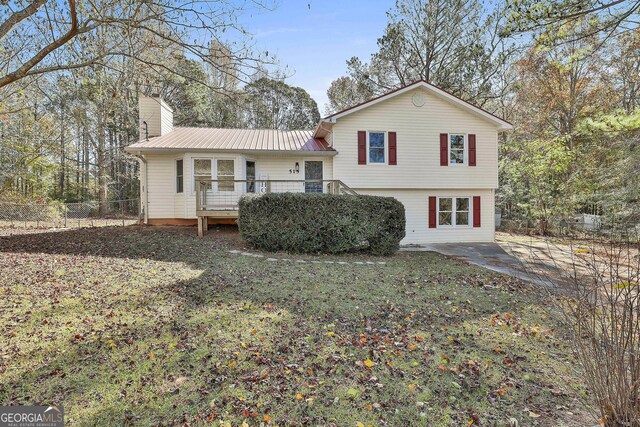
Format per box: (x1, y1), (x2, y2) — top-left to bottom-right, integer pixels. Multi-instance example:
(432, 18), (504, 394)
(132, 151), (149, 224)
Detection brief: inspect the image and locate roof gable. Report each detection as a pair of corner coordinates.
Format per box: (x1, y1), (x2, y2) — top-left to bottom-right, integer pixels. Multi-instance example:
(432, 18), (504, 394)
(319, 80), (512, 131)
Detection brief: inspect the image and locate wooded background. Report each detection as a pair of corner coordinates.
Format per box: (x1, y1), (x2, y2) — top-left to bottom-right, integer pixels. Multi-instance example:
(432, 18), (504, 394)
(1, 0), (639, 231)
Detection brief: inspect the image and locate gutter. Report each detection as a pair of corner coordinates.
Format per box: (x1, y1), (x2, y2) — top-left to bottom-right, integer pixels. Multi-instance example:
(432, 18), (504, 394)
(131, 151), (148, 224)
(124, 148), (338, 156)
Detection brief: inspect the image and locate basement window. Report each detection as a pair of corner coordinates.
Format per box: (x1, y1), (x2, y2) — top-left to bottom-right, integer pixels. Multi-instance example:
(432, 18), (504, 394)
(438, 197), (470, 227)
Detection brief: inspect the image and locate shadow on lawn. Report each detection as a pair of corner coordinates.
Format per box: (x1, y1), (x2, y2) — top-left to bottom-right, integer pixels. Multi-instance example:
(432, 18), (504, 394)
(0, 226), (579, 426)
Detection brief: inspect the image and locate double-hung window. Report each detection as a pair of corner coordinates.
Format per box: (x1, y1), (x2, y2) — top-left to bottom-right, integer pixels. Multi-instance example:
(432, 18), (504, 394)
(216, 159), (235, 191)
(438, 197), (470, 227)
(368, 132), (386, 164)
(449, 134), (466, 165)
(193, 159), (212, 191)
(176, 159), (184, 193)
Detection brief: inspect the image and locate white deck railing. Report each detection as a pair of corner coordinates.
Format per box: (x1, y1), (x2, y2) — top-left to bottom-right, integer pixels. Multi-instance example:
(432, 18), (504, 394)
(195, 179), (358, 212)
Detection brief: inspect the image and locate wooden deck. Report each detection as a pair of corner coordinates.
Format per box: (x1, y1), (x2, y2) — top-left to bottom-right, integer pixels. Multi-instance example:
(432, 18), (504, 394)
(195, 179), (357, 236)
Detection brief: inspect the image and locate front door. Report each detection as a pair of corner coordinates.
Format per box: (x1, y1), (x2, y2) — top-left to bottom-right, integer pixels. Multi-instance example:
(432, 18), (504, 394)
(304, 160), (323, 193)
(246, 161), (256, 193)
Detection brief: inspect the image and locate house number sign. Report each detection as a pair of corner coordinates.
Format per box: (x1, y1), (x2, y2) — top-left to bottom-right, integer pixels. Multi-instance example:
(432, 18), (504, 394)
(289, 162), (300, 174)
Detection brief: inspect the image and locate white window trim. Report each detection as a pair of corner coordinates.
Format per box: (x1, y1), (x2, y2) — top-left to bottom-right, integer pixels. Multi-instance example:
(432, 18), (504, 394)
(367, 130), (388, 165)
(436, 196), (472, 228)
(175, 158), (184, 194)
(192, 157), (213, 194)
(244, 157), (257, 194)
(215, 157), (237, 193)
(448, 133), (468, 167)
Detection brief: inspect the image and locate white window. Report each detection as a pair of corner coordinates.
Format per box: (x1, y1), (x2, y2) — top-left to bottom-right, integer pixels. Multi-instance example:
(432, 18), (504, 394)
(449, 134), (466, 165)
(216, 159), (235, 191)
(368, 131), (386, 164)
(193, 158), (212, 191)
(176, 159), (184, 193)
(438, 197), (470, 227)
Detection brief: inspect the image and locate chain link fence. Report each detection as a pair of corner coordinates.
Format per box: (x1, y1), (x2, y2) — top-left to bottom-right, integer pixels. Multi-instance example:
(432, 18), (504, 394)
(0, 199), (140, 229)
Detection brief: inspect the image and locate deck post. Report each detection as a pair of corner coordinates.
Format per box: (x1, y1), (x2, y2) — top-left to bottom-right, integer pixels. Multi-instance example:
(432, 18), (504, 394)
(197, 216), (205, 237)
(196, 180), (202, 211)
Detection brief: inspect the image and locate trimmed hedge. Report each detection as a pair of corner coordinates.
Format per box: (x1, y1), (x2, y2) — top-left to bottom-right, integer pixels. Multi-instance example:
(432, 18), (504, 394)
(238, 192), (405, 255)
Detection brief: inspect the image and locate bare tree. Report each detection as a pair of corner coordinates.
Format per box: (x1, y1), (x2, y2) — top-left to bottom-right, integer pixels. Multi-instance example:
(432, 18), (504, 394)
(515, 231), (640, 426)
(0, 0), (275, 91)
(340, 0), (515, 108)
(502, 0), (640, 46)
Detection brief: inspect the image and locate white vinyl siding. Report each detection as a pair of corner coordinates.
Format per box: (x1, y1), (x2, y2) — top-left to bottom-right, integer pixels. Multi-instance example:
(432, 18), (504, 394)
(359, 189), (495, 244)
(144, 154), (185, 218)
(330, 87), (499, 189)
(138, 96), (173, 138)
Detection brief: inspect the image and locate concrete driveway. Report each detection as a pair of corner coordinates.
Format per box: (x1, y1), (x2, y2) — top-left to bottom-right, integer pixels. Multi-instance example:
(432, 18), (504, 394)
(401, 234), (567, 286)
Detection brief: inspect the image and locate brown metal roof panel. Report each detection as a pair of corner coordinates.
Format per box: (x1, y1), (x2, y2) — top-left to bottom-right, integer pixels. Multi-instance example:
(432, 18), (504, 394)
(126, 127), (339, 152)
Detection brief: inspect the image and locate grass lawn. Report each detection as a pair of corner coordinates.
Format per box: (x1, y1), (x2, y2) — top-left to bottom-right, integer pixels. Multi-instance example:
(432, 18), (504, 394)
(0, 226), (592, 426)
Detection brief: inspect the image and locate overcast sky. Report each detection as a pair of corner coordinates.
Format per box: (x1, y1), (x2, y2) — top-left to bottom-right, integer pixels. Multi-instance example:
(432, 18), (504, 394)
(239, 0), (394, 112)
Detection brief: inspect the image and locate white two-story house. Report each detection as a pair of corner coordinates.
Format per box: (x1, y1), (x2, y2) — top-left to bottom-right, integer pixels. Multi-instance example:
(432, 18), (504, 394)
(125, 80), (512, 244)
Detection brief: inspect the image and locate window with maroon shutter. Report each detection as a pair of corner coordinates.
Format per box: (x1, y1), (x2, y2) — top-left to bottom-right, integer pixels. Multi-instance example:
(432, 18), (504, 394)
(473, 196), (481, 227)
(388, 131), (397, 165)
(440, 134), (448, 166)
(469, 134), (477, 166)
(357, 131), (366, 164)
(429, 196), (437, 228)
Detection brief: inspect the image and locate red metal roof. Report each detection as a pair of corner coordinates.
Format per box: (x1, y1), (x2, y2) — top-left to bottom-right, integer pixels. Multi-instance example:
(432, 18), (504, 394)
(126, 127), (335, 153)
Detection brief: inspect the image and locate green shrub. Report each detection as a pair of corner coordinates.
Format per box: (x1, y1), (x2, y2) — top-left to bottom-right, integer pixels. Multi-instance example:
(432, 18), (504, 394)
(238, 193), (405, 255)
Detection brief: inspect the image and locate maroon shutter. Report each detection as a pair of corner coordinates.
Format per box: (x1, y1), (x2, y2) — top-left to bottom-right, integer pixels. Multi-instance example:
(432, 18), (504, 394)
(473, 196), (481, 227)
(358, 131), (366, 165)
(440, 134), (448, 166)
(429, 196), (437, 228)
(468, 134), (477, 166)
(388, 131), (397, 165)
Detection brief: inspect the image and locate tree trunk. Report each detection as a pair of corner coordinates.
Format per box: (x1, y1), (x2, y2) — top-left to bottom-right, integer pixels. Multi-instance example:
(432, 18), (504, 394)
(97, 108), (108, 214)
(58, 101), (65, 198)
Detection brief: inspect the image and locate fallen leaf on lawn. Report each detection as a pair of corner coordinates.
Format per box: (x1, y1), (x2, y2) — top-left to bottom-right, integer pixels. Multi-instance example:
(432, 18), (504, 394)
(408, 383), (416, 391)
(528, 411), (540, 418)
(363, 359), (373, 368)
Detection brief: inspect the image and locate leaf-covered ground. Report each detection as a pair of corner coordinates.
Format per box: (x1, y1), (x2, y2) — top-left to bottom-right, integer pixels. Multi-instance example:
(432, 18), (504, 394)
(0, 226), (592, 426)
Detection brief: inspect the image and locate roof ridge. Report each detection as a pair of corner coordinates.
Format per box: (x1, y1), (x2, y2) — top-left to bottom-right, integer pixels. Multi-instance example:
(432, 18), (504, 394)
(172, 126), (314, 132)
